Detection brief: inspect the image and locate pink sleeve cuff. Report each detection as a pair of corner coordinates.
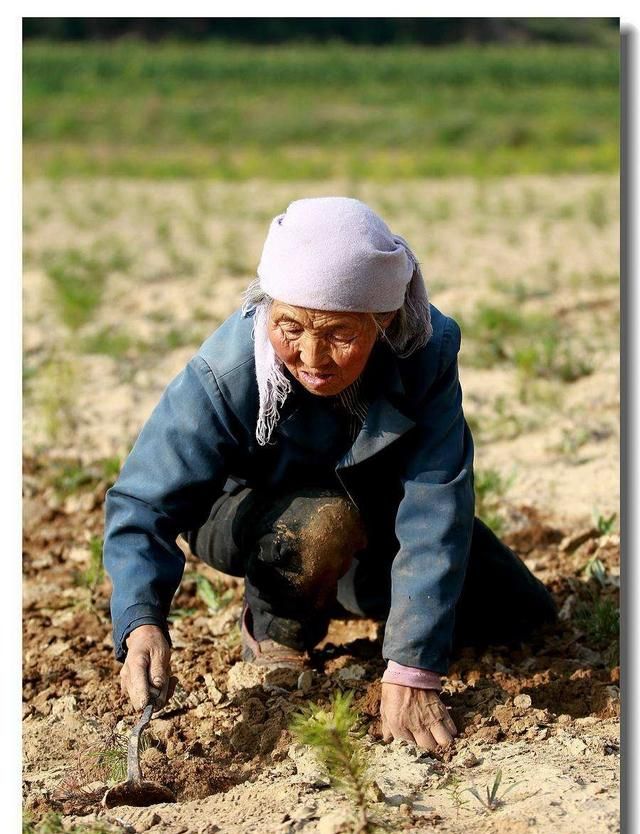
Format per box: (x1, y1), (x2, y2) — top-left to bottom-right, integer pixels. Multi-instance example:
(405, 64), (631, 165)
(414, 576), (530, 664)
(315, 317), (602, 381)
(382, 660), (442, 691)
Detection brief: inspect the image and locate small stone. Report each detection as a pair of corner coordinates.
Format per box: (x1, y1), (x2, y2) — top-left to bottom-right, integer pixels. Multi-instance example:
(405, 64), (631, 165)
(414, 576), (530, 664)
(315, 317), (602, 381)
(264, 667), (300, 690)
(514, 694), (532, 711)
(297, 670), (314, 693)
(336, 664), (366, 682)
(462, 752), (480, 768)
(202, 673), (225, 704)
(132, 810), (162, 832)
(398, 803), (412, 816)
(226, 662), (265, 695)
(50, 694), (77, 716)
(367, 781), (386, 802)
(291, 803), (317, 821)
(194, 702), (215, 719)
(557, 714), (573, 725)
(474, 725), (501, 744)
(567, 738), (587, 755)
(537, 728), (550, 741)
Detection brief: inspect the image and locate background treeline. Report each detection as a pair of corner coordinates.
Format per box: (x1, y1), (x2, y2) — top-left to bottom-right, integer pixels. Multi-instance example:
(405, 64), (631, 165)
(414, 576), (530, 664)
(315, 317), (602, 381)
(22, 17), (619, 46)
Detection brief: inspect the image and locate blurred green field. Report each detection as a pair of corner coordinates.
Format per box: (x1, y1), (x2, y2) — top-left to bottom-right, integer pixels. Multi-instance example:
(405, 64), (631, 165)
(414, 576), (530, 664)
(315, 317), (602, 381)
(23, 41), (619, 179)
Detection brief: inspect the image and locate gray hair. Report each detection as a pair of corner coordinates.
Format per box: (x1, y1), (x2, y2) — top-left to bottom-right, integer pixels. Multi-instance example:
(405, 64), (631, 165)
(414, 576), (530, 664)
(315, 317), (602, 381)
(241, 276), (429, 358)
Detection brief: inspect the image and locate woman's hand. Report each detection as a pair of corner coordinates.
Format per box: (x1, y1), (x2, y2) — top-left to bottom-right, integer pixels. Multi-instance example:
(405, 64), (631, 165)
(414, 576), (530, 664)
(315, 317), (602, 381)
(120, 625), (174, 711)
(380, 682), (457, 752)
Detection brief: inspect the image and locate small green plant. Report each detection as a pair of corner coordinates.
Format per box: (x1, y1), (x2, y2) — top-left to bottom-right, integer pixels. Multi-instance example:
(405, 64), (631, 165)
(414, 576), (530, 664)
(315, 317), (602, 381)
(42, 239), (132, 330)
(81, 327), (134, 358)
(76, 537), (105, 591)
(465, 769), (522, 812)
(101, 456), (121, 482)
(438, 772), (470, 817)
(91, 745), (127, 783)
(23, 811), (113, 834)
(290, 690), (373, 834)
(575, 596), (620, 645)
(35, 355), (77, 443)
(186, 572), (234, 613)
(595, 512), (617, 536)
(50, 461), (97, 497)
(168, 606), (198, 622)
(583, 555), (608, 586)
(458, 304), (592, 384)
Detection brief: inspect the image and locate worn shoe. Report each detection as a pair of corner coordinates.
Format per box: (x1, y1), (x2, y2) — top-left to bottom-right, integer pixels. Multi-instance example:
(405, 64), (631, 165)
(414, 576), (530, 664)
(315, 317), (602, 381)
(240, 604), (309, 670)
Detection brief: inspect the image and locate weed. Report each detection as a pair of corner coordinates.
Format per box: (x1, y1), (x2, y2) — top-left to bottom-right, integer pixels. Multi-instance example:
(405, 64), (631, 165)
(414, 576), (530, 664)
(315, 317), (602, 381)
(148, 309), (172, 324)
(290, 690), (373, 833)
(595, 512), (617, 536)
(35, 355), (77, 442)
(438, 772), (470, 817)
(163, 328), (203, 350)
(459, 304), (592, 384)
(42, 239), (133, 330)
(81, 327), (133, 358)
(583, 555), (608, 588)
(75, 537), (105, 592)
(186, 572), (234, 613)
(50, 461), (96, 496)
(575, 596), (619, 645)
(23, 811), (112, 834)
(551, 426), (593, 458)
(465, 769), (522, 812)
(101, 456), (121, 482)
(168, 607), (198, 622)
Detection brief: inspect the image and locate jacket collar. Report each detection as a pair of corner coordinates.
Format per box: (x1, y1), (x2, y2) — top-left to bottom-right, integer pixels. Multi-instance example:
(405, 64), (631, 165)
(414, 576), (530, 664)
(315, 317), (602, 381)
(274, 344), (416, 467)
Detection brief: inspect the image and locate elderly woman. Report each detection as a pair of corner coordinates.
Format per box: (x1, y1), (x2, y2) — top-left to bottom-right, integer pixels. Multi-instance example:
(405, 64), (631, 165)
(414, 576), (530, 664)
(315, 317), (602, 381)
(104, 197), (556, 752)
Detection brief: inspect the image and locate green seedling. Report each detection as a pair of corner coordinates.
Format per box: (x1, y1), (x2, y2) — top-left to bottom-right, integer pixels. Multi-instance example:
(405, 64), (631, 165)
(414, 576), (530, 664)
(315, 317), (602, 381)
(583, 556), (608, 587)
(465, 769), (522, 812)
(36, 355), (77, 443)
(575, 596), (619, 645)
(23, 811), (113, 834)
(290, 690), (373, 834)
(50, 461), (97, 497)
(76, 537), (105, 592)
(168, 607), (198, 622)
(42, 239), (132, 330)
(595, 512), (617, 536)
(81, 327), (134, 358)
(438, 772), (470, 818)
(186, 572), (234, 613)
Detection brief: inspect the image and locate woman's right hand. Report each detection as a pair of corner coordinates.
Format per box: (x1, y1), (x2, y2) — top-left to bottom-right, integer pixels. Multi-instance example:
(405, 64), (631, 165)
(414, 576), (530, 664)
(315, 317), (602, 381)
(120, 624), (174, 711)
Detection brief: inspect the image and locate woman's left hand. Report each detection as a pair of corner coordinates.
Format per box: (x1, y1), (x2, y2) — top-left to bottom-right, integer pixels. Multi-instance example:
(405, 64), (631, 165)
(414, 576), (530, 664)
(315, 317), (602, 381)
(380, 683), (457, 752)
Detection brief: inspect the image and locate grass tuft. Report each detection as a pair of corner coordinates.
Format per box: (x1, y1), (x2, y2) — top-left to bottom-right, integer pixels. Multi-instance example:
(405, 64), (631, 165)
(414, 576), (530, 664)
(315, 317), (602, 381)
(42, 239), (133, 330)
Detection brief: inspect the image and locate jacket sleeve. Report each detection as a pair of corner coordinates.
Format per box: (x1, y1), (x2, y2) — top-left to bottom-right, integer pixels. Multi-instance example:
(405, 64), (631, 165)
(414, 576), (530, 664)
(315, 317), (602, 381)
(382, 318), (475, 675)
(103, 355), (242, 661)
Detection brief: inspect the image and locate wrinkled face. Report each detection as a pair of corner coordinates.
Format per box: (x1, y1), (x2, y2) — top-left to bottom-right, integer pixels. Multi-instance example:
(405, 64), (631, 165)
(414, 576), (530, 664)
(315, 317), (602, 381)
(268, 301), (381, 396)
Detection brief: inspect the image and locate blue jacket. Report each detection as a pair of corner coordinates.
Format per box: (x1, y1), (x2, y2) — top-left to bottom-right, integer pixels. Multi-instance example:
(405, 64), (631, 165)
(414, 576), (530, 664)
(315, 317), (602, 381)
(104, 304), (475, 674)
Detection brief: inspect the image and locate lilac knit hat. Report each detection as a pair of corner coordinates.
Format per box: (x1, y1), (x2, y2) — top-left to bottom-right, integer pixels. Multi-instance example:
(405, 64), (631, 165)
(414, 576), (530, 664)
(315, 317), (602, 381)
(245, 196), (431, 445)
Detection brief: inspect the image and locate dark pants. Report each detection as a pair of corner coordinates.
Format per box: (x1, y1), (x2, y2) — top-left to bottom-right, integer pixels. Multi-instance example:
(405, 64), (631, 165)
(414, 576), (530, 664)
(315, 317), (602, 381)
(186, 484), (557, 655)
